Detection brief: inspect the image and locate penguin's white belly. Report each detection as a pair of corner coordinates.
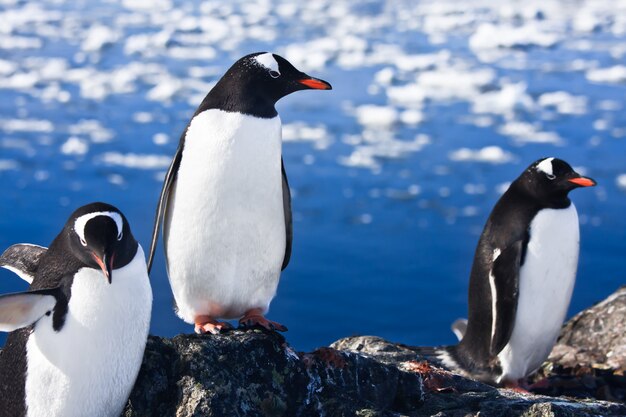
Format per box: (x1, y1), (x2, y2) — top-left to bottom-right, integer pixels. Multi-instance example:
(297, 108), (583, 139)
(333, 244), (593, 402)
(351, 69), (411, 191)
(24, 248), (152, 417)
(498, 205), (579, 382)
(165, 110), (286, 323)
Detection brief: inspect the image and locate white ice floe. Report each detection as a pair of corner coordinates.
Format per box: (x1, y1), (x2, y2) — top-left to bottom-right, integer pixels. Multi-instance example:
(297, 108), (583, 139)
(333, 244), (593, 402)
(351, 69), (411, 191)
(498, 121), (562, 144)
(0, 59), (17, 76)
(100, 152), (171, 169)
(393, 50), (451, 72)
(469, 23), (561, 52)
(617, 174), (626, 191)
(449, 146), (513, 164)
(354, 105), (398, 129)
(586, 65), (626, 84)
(471, 83), (534, 119)
(339, 134), (431, 170)
(0, 35), (42, 50)
(60, 137), (89, 156)
(0, 160), (19, 171)
(282, 122), (332, 150)
(0, 119), (54, 133)
(0, 72), (39, 89)
(153, 133), (169, 146)
(538, 91), (588, 115)
(68, 120), (114, 143)
(414, 67), (496, 102)
(399, 109), (424, 125)
(146, 76), (183, 102)
(82, 24), (119, 52)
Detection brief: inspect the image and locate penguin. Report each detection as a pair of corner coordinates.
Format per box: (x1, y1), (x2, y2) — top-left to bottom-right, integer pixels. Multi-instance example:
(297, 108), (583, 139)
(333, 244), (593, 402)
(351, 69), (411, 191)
(0, 202), (152, 417)
(432, 158), (596, 387)
(147, 52), (331, 334)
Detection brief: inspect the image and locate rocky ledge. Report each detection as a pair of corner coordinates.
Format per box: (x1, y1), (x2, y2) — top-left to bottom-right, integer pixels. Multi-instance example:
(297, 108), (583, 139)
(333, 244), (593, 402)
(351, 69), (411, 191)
(124, 287), (626, 417)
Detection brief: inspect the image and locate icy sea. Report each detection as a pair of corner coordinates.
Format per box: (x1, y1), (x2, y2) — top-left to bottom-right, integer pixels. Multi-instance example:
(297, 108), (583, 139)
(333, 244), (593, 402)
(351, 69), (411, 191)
(1, 0), (625, 351)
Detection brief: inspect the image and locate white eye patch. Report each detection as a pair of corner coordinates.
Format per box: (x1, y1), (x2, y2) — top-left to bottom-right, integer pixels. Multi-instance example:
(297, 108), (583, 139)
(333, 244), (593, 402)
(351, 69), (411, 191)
(536, 157), (555, 177)
(253, 53), (280, 76)
(74, 211), (124, 245)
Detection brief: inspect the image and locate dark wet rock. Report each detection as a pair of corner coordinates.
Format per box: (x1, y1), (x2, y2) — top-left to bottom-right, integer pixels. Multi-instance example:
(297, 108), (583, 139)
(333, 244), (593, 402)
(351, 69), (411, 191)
(122, 287), (626, 416)
(123, 329), (423, 417)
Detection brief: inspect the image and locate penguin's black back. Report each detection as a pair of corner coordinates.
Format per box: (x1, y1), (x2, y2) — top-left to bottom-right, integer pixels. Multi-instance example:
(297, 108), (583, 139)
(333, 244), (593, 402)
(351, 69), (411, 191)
(455, 186), (536, 367)
(0, 232), (81, 416)
(0, 329), (30, 417)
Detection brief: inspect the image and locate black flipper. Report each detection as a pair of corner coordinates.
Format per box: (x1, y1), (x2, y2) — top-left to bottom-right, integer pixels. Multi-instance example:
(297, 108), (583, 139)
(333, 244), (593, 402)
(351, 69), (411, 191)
(147, 145), (183, 273)
(281, 159), (292, 271)
(489, 240), (523, 356)
(0, 244), (47, 284)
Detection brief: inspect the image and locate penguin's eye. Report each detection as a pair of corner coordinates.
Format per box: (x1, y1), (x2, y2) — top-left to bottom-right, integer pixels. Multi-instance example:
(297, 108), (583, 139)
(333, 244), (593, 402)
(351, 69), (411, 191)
(546, 174), (556, 180)
(80, 237), (87, 247)
(117, 231), (123, 241)
(269, 70), (280, 79)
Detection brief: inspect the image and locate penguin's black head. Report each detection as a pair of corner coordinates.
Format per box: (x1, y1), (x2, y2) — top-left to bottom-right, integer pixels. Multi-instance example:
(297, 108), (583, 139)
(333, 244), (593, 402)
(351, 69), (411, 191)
(202, 52), (332, 118)
(66, 202), (138, 283)
(516, 157), (596, 206)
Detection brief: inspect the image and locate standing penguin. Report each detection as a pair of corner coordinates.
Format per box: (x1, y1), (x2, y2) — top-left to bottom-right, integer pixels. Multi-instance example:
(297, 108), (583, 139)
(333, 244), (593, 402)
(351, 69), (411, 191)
(147, 52), (331, 334)
(0, 202), (152, 417)
(435, 157), (596, 387)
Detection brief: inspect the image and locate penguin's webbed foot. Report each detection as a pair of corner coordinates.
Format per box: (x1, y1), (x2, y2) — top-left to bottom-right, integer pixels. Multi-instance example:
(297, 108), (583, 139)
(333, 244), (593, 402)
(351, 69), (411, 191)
(194, 316), (233, 335)
(239, 309), (288, 332)
(502, 379), (532, 394)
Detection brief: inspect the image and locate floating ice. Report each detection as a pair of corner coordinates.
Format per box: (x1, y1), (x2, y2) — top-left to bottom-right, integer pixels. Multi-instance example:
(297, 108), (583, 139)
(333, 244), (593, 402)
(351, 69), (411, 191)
(100, 152), (171, 170)
(69, 120), (114, 143)
(449, 146), (514, 164)
(82, 24), (119, 52)
(617, 174), (626, 191)
(60, 137), (89, 156)
(469, 23), (561, 52)
(0, 119), (54, 133)
(586, 65), (626, 84)
(282, 122), (332, 150)
(471, 83), (534, 119)
(538, 91), (588, 115)
(0, 160), (19, 171)
(498, 121), (562, 144)
(354, 105), (398, 128)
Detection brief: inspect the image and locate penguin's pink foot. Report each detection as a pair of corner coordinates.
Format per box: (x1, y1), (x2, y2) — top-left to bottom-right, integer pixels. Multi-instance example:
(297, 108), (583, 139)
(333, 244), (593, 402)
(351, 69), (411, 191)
(194, 316), (233, 335)
(503, 379), (532, 394)
(239, 308), (288, 332)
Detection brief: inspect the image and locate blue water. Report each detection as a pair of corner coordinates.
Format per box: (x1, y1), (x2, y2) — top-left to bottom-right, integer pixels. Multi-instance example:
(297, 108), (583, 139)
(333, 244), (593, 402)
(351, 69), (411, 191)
(0, 0), (625, 351)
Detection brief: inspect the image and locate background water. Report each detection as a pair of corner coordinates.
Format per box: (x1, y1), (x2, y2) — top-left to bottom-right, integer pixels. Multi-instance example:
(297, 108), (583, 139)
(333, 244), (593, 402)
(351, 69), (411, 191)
(0, 0), (625, 351)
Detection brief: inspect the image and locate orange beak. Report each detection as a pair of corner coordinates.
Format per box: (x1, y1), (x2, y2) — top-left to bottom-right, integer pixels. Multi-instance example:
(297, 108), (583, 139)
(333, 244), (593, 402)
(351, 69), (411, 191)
(568, 177), (597, 187)
(297, 77), (332, 90)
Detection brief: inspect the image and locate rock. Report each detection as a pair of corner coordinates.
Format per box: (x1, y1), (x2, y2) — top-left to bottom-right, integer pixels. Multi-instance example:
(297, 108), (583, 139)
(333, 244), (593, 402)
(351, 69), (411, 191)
(123, 329), (423, 417)
(123, 285), (626, 417)
(550, 286), (626, 371)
